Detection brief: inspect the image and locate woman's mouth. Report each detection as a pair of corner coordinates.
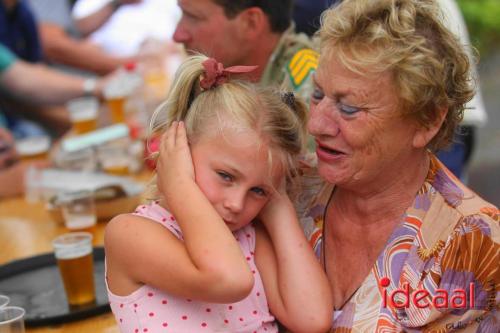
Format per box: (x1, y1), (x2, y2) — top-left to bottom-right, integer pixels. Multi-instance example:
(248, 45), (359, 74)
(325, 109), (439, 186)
(316, 143), (345, 162)
(319, 145), (342, 155)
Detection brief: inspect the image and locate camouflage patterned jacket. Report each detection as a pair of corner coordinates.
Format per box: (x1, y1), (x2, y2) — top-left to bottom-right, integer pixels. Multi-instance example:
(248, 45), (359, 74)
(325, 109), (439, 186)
(260, 24), (319, 104)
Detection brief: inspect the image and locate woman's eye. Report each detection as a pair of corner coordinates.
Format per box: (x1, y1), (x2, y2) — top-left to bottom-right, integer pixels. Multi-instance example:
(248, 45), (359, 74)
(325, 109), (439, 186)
(311, 88), (324, 102)
(337, 103), (360, 115)
(217, 171), (232, 182)
(250, 187), (267, 197)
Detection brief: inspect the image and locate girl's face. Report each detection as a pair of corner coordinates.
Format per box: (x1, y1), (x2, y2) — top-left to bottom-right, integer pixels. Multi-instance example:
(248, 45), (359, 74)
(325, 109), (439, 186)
(190, 127), (283, 231)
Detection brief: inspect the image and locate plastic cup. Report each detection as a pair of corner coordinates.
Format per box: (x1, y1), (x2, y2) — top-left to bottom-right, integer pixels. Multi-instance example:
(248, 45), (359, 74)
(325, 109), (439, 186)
(67, 97), (99, 134)
(97, 143), (130, 175)
(57, 190), (97, 231)
(0, 306), (25, 333)
(55, 148), (96, 172)
(15, 136), (50, 161)
(52, 232), (96, 306)
(103, 82), (128, 124)
(0, 295), (9, 309)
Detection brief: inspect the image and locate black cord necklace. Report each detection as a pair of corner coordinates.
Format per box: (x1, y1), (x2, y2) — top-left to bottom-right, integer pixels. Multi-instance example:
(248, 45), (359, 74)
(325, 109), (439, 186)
(322, 188), (360, 311)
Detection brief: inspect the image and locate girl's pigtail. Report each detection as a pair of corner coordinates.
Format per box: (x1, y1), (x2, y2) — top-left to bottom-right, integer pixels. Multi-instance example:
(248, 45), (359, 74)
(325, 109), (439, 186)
(150, 54), (208, 133)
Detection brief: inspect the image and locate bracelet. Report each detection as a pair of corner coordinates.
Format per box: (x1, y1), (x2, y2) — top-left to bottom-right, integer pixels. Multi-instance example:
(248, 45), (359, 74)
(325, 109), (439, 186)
(82, 78), (97, 96)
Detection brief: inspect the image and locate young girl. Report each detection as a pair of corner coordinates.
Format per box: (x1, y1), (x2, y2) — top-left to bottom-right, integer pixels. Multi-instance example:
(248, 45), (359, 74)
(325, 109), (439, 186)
(105, 55), (332, 333)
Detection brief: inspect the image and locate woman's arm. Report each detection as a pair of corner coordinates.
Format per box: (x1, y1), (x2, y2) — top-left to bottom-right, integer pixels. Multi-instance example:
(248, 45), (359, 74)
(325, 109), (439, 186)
(106, 122), (253, 303)
(255, 193), (332, 333)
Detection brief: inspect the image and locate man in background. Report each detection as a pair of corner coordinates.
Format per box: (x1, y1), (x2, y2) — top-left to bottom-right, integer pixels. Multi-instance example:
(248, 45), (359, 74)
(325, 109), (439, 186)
(172, 0), (318, 102)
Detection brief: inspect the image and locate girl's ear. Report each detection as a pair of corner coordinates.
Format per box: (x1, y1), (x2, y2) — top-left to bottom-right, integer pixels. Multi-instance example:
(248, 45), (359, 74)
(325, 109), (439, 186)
(412, 106), (448, 148)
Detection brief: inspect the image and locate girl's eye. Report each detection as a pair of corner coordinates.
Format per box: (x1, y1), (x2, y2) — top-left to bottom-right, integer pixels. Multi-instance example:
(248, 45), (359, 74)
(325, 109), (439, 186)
(250, 187), (267, 197)
(217, 171), (232, 182)
(337, 102), (360, 115)
(311, 88), (324, 102)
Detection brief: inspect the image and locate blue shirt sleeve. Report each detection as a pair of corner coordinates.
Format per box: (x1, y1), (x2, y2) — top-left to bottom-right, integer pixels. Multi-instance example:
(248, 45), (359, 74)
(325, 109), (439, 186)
(0, 43), (16, 73)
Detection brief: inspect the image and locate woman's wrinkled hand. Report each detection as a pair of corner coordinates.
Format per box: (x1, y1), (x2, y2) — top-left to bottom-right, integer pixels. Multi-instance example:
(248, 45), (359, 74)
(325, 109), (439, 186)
(156, 121), (195, 199)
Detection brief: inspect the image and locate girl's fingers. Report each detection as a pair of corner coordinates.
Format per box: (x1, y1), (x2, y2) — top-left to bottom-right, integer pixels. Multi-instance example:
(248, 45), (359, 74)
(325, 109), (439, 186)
(162, 121), (178, 150)
(176, 121), (189, 148)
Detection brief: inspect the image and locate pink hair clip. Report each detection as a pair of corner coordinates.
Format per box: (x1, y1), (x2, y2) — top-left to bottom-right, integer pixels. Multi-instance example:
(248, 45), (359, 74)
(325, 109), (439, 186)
(200, 58), (258, 90)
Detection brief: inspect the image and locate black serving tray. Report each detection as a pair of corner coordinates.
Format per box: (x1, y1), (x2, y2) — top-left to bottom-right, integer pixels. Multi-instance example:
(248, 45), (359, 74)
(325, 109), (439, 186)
(0, 247), (110, 327)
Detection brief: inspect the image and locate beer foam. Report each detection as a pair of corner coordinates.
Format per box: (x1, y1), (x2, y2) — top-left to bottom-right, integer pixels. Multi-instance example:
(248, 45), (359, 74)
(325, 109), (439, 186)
(15, 136), (50, 156)
(70, 108), (97, 121)
(55, 246), (92, 260)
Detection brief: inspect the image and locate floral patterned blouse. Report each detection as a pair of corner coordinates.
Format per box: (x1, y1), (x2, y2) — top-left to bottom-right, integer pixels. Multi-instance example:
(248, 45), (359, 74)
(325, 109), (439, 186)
(298, 154), (499, 332)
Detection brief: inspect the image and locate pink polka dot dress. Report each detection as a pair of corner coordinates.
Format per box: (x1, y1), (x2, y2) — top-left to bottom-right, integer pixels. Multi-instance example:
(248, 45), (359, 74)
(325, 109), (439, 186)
(106, 202), (278, 333)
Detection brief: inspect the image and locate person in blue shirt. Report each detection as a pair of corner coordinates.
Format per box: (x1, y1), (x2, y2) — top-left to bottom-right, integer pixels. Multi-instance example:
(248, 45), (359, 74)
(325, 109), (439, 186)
(0, 0), (42, 62)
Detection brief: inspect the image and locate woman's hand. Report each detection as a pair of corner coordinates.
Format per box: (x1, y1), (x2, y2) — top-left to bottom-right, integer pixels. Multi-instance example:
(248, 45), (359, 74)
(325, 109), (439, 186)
(156, 121), (195, 199)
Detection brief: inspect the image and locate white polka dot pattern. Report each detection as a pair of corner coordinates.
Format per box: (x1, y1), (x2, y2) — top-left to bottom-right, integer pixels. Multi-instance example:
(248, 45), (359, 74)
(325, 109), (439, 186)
(105, 202), (277, 332)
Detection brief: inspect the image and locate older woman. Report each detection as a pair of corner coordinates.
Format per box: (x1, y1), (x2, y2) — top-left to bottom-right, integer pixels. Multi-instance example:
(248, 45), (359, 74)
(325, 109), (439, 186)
(298, 0), (499, 331)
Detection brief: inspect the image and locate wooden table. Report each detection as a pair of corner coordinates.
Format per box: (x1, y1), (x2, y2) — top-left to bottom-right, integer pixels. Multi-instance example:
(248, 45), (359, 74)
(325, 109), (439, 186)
(0, 171), (152, 332)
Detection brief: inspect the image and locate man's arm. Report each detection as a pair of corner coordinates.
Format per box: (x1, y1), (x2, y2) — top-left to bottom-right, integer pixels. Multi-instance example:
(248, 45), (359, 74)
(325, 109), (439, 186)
(74, 0), (142, 36)
(39, 23), (133, 75)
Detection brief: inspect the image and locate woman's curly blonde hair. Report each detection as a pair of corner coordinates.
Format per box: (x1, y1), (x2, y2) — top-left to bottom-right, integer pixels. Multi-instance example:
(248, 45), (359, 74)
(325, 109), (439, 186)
(319, 0), (475, 150)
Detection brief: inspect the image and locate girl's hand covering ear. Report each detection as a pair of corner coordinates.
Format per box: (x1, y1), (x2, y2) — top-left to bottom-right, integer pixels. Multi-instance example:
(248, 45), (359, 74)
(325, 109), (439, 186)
(156, 121), (195, 198)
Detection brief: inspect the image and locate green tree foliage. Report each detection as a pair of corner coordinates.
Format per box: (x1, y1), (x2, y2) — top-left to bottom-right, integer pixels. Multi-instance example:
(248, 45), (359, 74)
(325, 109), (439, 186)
(457, 0), (500, 55)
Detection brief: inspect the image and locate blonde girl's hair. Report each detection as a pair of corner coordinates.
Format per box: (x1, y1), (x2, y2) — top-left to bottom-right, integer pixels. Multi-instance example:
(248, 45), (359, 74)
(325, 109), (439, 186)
(147, 54), (307, 198)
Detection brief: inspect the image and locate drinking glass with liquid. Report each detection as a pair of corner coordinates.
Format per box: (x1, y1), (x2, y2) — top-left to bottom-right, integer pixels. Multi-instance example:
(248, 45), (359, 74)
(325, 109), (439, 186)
(67, 97), (99, 135)
(57, 190), (97, 231)
(0, 306), (25, 333)
(52, 232), (96, 307)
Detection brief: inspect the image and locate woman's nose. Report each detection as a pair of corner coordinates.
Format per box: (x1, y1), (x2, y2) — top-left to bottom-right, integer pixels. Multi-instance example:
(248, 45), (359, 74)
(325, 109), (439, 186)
(308, 99), (340, 137)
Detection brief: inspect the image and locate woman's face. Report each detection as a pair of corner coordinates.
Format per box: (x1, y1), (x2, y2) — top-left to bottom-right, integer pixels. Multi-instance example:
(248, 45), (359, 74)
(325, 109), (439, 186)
(308, 49), (422, 191)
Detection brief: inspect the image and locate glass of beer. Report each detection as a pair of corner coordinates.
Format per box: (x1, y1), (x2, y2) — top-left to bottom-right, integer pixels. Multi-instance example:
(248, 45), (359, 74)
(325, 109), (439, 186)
(15, 136), (50, 161)
(53, 232), (95, 306)
(104, 82), (128, 124)
(57, 190), (97, 231)
(67, 97), (99, 135)
(0, 306), (25, 333)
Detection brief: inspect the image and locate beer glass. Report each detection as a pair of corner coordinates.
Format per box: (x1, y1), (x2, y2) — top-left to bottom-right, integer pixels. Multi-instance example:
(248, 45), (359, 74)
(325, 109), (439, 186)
(57, 190), (97, 231)
(52, 232), (96, 306)
(67, 97), (99, 135)
(0, 306), (25, 333)
(15, 136), (50, 161)
(103, 83), (127, 124)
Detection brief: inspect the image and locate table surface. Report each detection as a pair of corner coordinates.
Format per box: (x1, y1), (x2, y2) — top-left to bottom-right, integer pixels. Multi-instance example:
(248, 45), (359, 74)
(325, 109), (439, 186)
(0, 170), (152, 333)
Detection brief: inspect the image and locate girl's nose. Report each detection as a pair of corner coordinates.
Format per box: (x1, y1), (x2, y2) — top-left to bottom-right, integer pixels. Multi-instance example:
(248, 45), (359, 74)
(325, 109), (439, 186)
(223, 191), (245, 214)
